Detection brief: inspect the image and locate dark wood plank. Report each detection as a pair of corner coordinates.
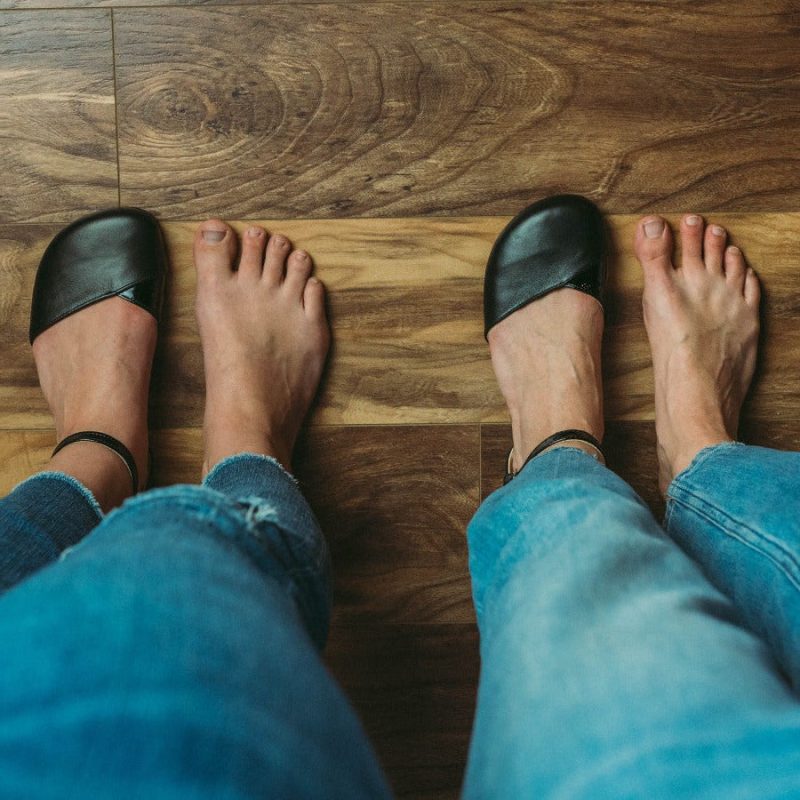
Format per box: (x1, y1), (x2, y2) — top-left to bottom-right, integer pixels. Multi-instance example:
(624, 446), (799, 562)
(482, 418), (800, 522)
(0, 11), (117, 223)
(0, 424), (480, 626)
(3, 214), (800, 428)
(0, 426), (480, 799)
(147, 425), (479, 623)
(295, 425), (478, 623)
(326, 623), (479, 800)
(114, 2), (800, 219)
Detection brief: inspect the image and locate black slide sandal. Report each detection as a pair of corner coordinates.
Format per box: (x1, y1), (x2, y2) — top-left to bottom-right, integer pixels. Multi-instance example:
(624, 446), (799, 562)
(484, 195), (607, 482)
(30, 208), (167, 493)
(30, 207), (167, 343)
(483, 194), (605, 338)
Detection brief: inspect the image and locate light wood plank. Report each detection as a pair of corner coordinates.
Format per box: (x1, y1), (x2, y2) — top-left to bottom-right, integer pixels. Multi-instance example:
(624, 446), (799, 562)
(113, 2), (800, 219)
(0, 11), (117, 223)
(2, 213), (800, 428)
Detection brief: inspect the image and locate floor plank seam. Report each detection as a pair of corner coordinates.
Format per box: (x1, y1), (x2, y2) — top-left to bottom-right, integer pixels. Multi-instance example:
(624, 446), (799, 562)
(110, 8), (122, 208)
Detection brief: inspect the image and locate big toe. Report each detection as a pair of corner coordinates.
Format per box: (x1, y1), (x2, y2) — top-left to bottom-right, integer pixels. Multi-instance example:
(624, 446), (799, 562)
(635, 216), (674, 281)
(194, 220), (236, 280)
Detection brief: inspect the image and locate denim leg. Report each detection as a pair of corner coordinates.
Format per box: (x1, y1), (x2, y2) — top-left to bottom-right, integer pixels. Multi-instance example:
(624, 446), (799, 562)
(0, 454), (391, 799)
(464, 447), (800, 799)
(666, 442), (800, 689)
(0, 472), (102, 591)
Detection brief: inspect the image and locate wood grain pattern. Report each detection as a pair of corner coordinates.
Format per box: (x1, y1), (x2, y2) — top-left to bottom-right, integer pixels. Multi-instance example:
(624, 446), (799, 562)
(482, 419), (800, 519)
(2, 6), (799, 797)
(0, 425), (480, 797)
(325, 623), (479, 799)
(0, 1), (210, 5)
(0, 12), (117, 223)
(113, 2), (800, 219)
(149, 425), (479, 623)
(2, 213), (800, 429)
(0, 425), (478, 624)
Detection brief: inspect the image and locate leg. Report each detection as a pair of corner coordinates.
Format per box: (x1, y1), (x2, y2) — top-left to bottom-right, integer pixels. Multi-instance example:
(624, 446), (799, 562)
(634, 214), (800, 686)
(0, 457), (389, 798)
(1, 255), (157, 589)
(667, 443), (800, 688)
(0, 222), (390, 798)
(465, 230), (800, 796)
(0, 473), (101, 591)
(465, 451), (800, 798)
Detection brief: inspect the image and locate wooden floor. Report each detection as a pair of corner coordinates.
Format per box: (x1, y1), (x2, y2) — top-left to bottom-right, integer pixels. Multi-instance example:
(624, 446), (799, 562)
(1, 2), (800, 797)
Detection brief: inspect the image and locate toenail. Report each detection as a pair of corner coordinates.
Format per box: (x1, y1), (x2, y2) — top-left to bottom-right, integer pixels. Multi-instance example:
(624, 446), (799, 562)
(711, 225), (725, 236)
(685, 215), (700, 226)
(247, 226), (262, 238)
(202, 229), (226, 243)
(273, 235), (287, 247)
(644, 219), (664, 238)
(296, 251), (309, 260)
(728, 245), (740, 255)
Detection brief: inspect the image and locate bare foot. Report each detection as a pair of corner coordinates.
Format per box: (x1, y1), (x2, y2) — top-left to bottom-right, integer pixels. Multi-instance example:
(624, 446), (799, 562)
(488, 288), (605, 472)
(634, 214), (760, 494)
(32, 297), (156, 511)
(193, 221), (330, 476)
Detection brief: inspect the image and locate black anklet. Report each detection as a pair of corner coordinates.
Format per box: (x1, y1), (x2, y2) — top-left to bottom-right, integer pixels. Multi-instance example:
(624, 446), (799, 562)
(52, 431), (139, 496)
(504, 429), (604, 484)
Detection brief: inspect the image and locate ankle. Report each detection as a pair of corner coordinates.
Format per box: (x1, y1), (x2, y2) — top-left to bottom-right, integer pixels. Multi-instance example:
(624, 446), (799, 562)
(203, 428), (293, 478)
(662, 427), (733, 480)
(511, 414), (604, 472)
(46, 441), (135, 513)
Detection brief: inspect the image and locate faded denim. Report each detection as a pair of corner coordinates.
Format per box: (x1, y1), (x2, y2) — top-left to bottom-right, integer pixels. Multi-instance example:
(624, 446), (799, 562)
(0, 454), (391, 799)
(464, 444), (800, 798)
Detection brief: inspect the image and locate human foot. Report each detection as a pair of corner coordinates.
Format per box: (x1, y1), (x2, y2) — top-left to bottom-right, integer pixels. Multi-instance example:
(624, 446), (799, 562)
(194, 221), (330, 476)
(32, 297), (157, 511)
(488, 288), (605, 472)
(634, 214), (760, 494)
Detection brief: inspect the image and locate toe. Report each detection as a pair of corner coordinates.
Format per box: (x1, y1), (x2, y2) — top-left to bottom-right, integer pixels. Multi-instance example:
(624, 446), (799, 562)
(724, 245), (747, 290)
(744, 267), (761, 307)
(194, 220), (236, 281)
(264, 234), (291, 286)
(238, 226), (267, 280)
(704, 223), (726, 273)
(680, 214), (705, 269)
(285, 249), (313, 295)
(634, 216), (674, 282)
(303, 276), (327, 319)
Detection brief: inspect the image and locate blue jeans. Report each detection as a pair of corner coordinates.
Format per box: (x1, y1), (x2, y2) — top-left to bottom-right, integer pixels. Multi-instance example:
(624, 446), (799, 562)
(0, 454), (392, 799)
(465, 443), (800, 798)
(2, 444), (800, 797)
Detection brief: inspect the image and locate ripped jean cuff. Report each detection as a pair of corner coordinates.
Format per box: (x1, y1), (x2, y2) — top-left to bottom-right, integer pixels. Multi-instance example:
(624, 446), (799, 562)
(200, 453), (332, 647)
(96, 454), (333, 648)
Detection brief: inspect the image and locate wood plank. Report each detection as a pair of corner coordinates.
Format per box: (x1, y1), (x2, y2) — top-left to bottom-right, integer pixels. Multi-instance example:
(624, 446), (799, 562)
(0, 426), (480, 797)
(113, 2), (800, 219)
(0, 426), (479, 624)
(0, 11), (117, 223)
(2, 213), (800, 428)
(326, 623), (479, 800)
(481, 419), (800, 520)
(0, 1), (212, 5)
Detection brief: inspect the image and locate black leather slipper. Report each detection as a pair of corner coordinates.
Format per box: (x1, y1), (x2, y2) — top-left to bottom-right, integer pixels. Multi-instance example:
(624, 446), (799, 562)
(30, 207), (167, 344)
(30, 208), (167, 494)
(483, 194), (605, 337)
